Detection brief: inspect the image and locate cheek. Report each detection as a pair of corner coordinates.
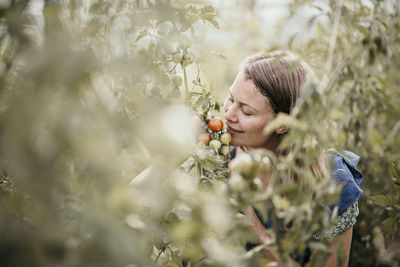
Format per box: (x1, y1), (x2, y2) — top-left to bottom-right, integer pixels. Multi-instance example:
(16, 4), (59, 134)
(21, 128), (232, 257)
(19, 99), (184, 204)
(243, 118), (270, 134)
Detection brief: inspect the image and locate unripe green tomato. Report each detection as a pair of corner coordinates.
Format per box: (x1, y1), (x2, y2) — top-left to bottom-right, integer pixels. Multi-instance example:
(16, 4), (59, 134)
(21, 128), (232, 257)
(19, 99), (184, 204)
(172, 74), (183, 87)
(229, 153), (254, 178)
(209, 139), (221, 151)
(229, 173), (246, 192)
(219, 132), (231, 145)
(220, 145), (230, 156)
(172, 51), (182, 64)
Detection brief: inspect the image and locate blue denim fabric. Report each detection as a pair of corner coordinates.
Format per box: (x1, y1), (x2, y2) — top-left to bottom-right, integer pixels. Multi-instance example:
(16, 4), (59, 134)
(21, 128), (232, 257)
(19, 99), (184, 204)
(329, 149), (364, 214)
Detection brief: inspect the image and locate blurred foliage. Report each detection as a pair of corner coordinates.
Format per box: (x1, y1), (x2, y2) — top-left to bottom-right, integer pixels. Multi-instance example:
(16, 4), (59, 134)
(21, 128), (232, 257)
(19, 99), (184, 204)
(0, 0), (399, 267)
(281, 0), (400, 265)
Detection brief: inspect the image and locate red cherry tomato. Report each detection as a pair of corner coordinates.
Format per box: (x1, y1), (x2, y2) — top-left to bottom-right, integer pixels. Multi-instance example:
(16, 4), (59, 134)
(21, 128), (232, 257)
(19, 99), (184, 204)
(198, 133), (211, 145)
(208, 118), (223, 132)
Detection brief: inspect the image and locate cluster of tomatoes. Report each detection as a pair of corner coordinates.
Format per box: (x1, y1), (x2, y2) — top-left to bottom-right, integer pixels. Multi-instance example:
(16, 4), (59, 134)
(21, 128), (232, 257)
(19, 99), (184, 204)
(197, 118), (231, 157)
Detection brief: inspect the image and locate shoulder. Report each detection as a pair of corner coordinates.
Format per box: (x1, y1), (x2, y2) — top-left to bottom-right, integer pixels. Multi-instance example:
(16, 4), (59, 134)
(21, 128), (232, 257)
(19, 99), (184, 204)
(328, 149), (364, 214)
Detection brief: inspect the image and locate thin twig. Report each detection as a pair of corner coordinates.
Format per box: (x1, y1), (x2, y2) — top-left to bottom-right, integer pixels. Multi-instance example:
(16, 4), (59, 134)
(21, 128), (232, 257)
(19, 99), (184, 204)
(153, 248), (164, 266)
(183, 67), (189, 104)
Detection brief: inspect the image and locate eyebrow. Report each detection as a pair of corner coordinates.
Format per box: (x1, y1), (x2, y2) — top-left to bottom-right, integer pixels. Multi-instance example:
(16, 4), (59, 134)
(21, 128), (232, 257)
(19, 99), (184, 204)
(229, 93), (258, 112)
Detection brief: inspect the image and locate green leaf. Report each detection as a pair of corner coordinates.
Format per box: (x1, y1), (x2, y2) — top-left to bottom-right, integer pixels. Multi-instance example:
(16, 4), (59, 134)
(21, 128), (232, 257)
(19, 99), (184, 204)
(389, 163), (400, 187)
(206, 18), (219, 29)
(369, 195), (397, 207)
(382, 217), (398, 241)
(202, 5), (215, 14)
(135, 30), (147, 42)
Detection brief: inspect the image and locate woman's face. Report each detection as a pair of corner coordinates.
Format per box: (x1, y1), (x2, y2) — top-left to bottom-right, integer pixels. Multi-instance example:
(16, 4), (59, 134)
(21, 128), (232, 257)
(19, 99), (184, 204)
(223, 71), (276, 149)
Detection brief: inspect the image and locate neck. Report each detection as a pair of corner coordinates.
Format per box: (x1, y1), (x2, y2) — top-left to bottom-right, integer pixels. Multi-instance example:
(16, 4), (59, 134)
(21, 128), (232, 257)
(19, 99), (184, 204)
(262, 134), (281, 154)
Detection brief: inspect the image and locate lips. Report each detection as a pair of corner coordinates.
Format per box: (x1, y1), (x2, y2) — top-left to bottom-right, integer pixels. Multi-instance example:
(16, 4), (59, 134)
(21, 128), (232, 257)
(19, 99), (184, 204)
(227, 125), (243, 134)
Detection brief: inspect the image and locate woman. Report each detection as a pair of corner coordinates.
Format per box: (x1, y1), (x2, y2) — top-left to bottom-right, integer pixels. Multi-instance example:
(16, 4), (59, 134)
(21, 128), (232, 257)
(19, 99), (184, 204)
(224, 51), (363, 266)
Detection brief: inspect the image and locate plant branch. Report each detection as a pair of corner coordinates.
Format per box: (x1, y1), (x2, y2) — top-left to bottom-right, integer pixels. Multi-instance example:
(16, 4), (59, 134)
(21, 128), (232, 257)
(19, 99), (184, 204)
(183, 67), (189, 104)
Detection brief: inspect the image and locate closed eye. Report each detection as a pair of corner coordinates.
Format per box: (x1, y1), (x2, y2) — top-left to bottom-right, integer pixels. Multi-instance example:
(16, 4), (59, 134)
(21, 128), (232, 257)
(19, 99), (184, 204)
(227, 94), (255, 116)
(241, 107), (252, 116)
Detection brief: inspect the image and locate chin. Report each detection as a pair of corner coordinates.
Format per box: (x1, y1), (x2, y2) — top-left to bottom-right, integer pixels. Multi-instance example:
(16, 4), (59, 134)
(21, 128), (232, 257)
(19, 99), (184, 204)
(230, 137), (256, 148)
(229, 138), (239, 147)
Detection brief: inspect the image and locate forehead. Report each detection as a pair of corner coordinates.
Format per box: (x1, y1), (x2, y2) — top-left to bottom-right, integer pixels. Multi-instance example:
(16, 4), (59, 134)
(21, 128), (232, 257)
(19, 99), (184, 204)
(230, 71), (270, 111)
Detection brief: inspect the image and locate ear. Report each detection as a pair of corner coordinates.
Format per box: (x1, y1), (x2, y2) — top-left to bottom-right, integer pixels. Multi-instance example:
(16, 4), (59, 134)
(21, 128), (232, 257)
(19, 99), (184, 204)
(275, 127), (288, 135)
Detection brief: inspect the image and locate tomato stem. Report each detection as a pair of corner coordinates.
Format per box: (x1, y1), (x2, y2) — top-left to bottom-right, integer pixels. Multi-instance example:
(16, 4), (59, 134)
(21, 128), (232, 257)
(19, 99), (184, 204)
(183, 67), (189, 104)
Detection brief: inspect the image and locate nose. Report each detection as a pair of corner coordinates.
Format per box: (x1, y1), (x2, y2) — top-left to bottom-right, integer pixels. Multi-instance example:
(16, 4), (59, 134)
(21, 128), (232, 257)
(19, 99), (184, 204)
(224, 101), (238, 123)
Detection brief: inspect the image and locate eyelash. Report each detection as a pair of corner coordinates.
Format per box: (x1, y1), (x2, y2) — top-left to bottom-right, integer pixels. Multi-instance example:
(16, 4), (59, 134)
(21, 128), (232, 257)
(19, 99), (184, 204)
(241, 109), (251, 116)
(228, 97), (251, 116)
